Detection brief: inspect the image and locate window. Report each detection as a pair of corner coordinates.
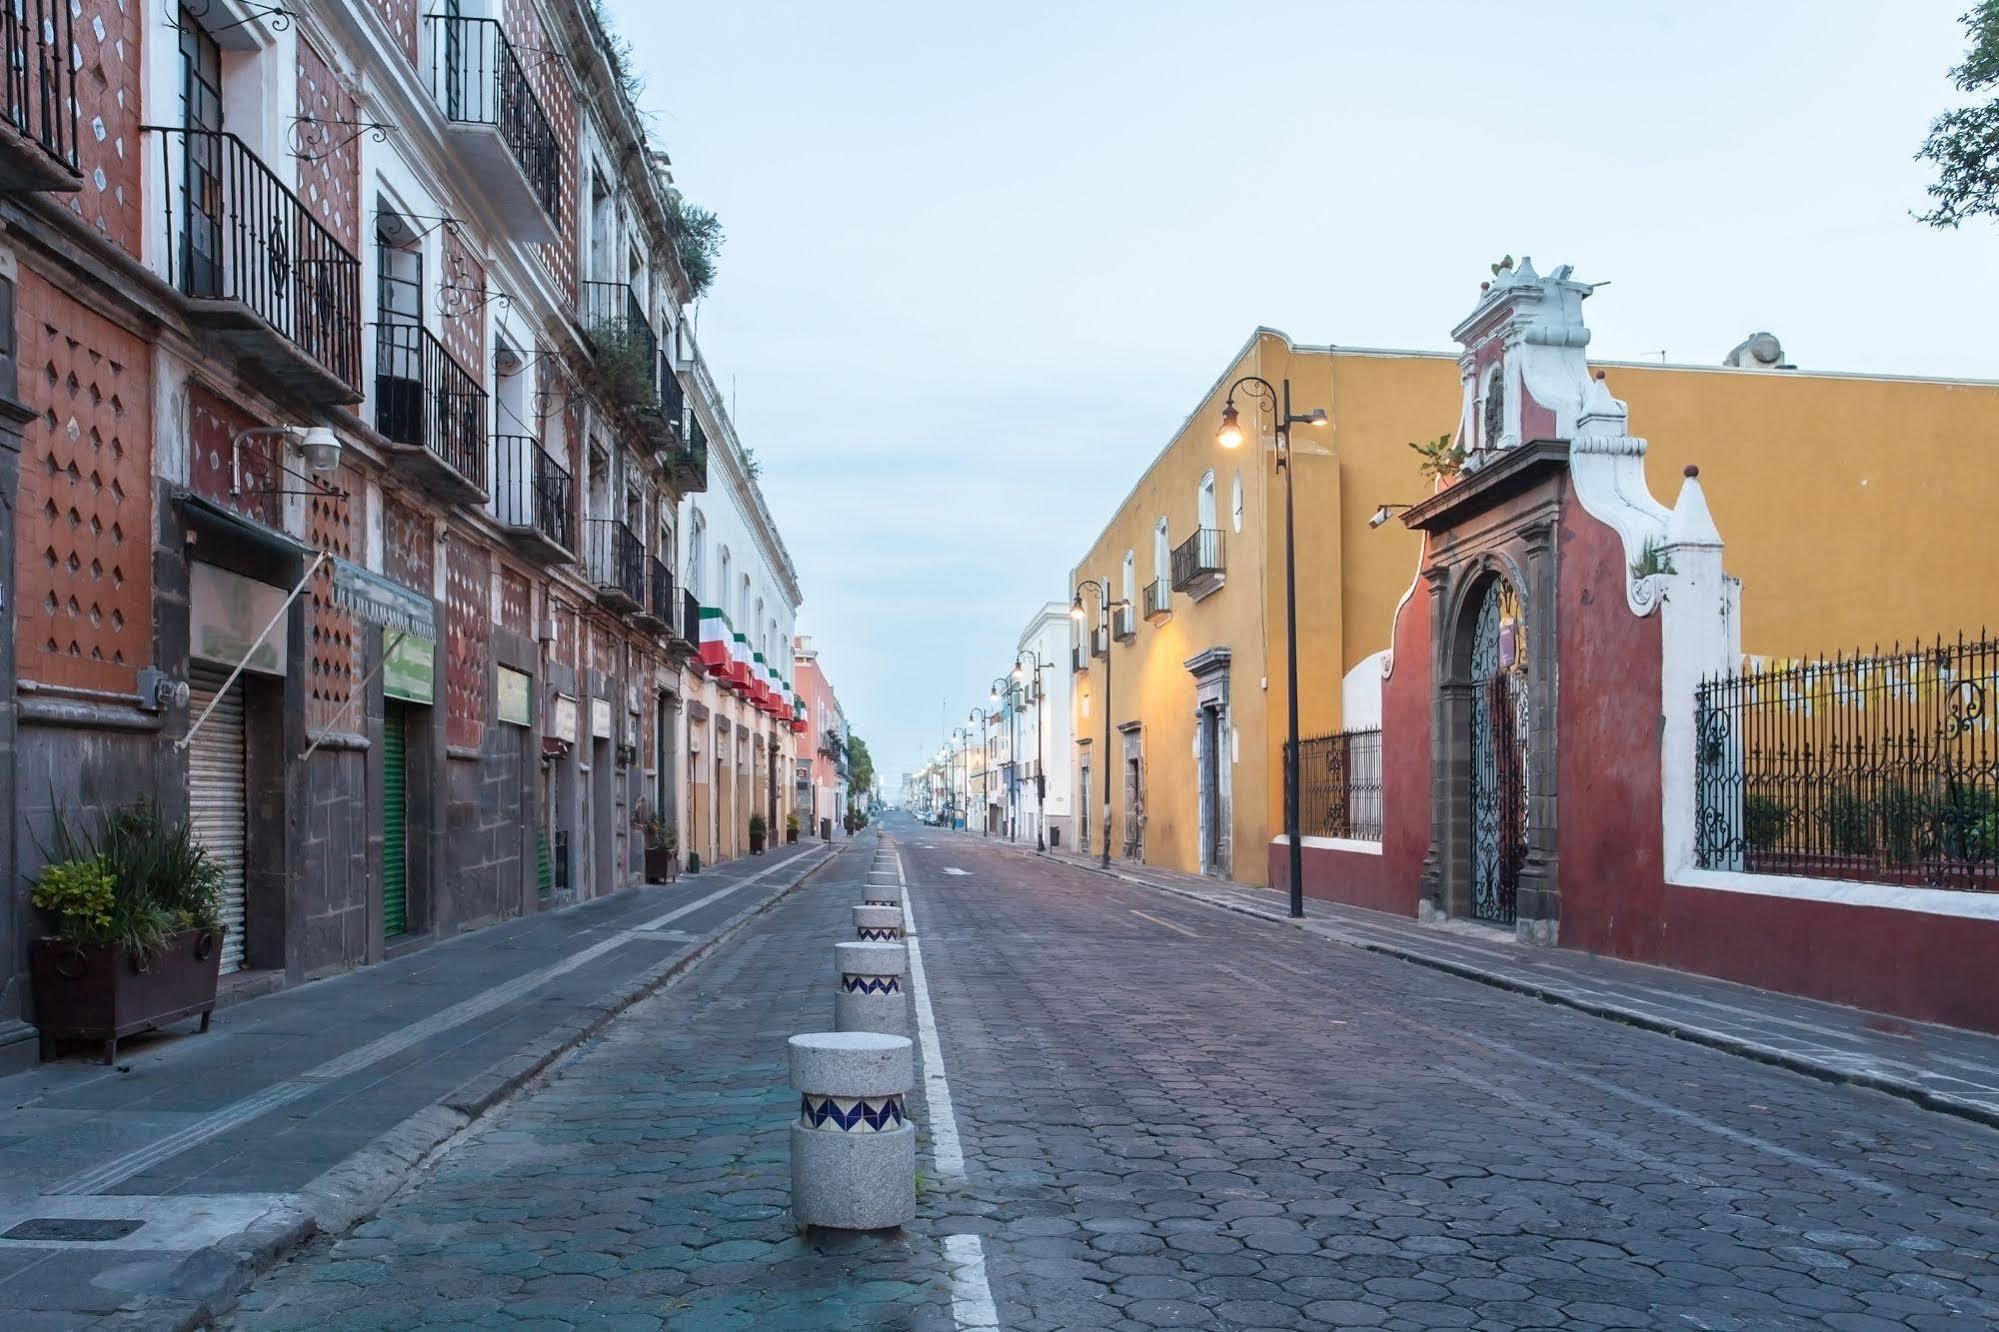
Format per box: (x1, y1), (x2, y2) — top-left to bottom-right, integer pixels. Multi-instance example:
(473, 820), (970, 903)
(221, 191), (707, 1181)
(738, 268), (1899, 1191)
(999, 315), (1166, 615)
(1121, 550), (1135, 604)
(1153, 517), (1169, 578)
(1198, 470), (1217, 531)
(717, 545), (731, 613)
(179, 10), (223, 298)
(1232, 471), (1243, 532)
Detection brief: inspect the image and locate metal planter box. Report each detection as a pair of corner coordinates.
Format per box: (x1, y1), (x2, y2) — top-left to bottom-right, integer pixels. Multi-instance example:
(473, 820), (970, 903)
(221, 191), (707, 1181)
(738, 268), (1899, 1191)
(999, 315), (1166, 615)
(29, 928), (224, 1065)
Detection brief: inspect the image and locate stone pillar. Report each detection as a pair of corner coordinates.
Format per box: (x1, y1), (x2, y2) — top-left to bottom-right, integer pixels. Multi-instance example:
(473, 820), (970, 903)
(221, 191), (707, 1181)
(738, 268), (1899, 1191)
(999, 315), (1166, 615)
(853, 905), (903, 942)
(788, 1031), (915, 1231)
(833, 941), (907, 1036)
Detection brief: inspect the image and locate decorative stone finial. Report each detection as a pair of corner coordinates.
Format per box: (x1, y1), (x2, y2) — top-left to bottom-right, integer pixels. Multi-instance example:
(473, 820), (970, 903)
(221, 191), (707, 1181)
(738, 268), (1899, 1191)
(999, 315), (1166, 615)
(1683, 464), (1699, 479)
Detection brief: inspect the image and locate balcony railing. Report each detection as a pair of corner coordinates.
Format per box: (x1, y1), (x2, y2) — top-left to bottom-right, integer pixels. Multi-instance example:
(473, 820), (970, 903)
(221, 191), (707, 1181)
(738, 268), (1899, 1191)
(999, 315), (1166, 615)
(426, 14), (560, 226)
(376, 321), (487, 492)
(1171, 527), (1226, 595)
(1072, 646), (1085, 674)
(585, 518), (644, 609)
(631, 554), (672, 630)
(492, 434), (572, 558)
(678, 588), (701, 649)
(1091, 626), (1109, 658)
(581, 280), (661, 410)
(1, 0), (80, 190)
(1112, 603), (1136, 641)
(1143, 577), (1172, 624)
(150, 126), (362, 400)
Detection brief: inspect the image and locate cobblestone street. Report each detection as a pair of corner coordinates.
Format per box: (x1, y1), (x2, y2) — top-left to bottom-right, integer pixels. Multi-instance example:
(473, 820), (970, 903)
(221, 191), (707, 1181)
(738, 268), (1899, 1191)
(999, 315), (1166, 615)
(227, 818), (1999, 1330)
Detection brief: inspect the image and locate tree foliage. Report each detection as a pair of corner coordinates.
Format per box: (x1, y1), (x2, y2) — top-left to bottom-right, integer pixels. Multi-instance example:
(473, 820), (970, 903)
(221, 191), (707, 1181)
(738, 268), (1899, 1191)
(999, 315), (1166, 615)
(845, 733), (875, 804)
(1918, 2), (1999, 226)
(669, 192), (725, 300)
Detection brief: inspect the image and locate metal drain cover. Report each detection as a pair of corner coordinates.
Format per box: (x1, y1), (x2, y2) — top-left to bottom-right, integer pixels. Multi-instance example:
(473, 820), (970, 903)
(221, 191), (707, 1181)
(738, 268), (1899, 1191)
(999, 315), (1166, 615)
(3, 1217), (144, 1242)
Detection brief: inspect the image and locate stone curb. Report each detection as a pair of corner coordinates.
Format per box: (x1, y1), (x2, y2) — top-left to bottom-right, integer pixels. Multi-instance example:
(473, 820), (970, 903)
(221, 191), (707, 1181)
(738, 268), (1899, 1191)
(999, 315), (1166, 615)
(121, 842), (852, 1331)
(965, 831), (1999, 1134)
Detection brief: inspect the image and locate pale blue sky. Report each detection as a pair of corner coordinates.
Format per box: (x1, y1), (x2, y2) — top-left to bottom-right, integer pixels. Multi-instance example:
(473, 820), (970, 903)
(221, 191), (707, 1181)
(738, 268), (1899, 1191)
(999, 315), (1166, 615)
(605, 0), (1996, 783)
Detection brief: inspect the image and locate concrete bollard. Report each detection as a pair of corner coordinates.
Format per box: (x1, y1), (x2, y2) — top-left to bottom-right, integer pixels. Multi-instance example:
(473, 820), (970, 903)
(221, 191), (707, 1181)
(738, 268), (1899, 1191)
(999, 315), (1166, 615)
(853, 904), (904, 942)
(833, 940), (907, 1036)
(862, 872), (903, 909)
(789, 1031), (916, 1230)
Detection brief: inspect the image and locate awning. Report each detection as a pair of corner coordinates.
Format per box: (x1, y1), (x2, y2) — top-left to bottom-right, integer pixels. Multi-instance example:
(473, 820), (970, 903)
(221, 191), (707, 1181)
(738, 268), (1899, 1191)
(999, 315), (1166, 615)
(330, 556), (435, 638)
(175, 491), (311, 582)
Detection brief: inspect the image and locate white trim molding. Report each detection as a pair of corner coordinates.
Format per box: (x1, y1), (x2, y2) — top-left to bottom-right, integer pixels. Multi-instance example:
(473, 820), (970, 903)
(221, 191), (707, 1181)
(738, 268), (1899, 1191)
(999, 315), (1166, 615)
(1276, 834), (1384, 856)
(1672, 869), (1999, 923)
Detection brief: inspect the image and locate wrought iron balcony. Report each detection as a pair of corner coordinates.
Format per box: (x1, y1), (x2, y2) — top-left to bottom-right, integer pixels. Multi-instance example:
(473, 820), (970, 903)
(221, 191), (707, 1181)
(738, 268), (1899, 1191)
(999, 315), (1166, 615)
(492, 434), (572, 564)
(673, 408), (709, 493)
(425, 14), (560, 240)
(1072, 646), (1085, 674)
(580, 280), (662, 412)
(376, 321), (487, 501)
(585, 517), (644, 611)
(675, 587), (701, 654)
(1091, 626), (1109, 658)
(631, 555), (673, 632)
(1112, 603), (1137, 642)
(1170, 527), (1226, 598)
(1143, 577), (1172, 625)
(0, 0), (80, 191)
(150, 127), (363, 404)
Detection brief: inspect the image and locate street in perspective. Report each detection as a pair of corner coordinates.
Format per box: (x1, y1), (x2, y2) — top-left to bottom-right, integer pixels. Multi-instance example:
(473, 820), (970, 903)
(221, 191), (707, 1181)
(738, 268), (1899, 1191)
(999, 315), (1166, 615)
(3, 2), (1999, 1329)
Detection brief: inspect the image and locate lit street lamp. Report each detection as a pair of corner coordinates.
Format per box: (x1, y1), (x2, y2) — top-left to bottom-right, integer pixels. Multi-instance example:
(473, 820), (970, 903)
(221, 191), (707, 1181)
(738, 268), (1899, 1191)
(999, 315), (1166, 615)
(967, 705), (993, 837)
(1072, 577), (1127, 871)
(1013, 650), (1051, 852)
(1218, 376), (1328, 920)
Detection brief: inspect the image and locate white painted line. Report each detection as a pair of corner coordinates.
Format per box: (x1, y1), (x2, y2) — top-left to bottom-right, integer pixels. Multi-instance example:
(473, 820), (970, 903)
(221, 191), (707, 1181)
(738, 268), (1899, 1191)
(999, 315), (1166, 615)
(1130, 909), (1199, 938)
(897, 851), (965, 1178)
(945, 1231), (1002, 1329)
(52, 848), (829, 1196)
(943, 867), (969, 877)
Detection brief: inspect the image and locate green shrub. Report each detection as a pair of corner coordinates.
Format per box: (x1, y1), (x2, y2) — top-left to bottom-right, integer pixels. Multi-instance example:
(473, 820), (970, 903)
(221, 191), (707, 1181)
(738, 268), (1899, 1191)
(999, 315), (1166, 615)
(36, 802), (223, 957)
(31, 856), (117, 946)
(1742, 795), (1789, 851)
(589, 320), (655, 409)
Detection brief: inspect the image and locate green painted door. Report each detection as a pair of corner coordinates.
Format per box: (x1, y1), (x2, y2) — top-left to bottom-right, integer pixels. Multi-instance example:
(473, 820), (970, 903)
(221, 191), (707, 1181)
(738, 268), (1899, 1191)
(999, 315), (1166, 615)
(383, 702), (408, 937)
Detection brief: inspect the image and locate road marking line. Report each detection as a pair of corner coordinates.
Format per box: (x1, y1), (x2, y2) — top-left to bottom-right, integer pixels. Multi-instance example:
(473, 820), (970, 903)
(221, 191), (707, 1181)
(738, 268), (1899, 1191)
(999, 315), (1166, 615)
(51, 847), (829, 1196)
(1130, 909), (1198, 938)
(943, 867), (969, 876)
(945, 1231), (1002, 1329)
(897, 851), (966, 1178)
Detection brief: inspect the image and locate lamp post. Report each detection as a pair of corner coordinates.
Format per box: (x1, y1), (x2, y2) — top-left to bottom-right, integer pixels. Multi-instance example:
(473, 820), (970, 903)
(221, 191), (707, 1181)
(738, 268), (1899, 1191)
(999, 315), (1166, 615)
(952, 726), (972, 831)
(989, 676), (1017, 842)
(1013, 650), (1051, 852)
(1217, 376), (1328, 919)
(1072, 578), (1126, 870)
(967, 705), (994, 837)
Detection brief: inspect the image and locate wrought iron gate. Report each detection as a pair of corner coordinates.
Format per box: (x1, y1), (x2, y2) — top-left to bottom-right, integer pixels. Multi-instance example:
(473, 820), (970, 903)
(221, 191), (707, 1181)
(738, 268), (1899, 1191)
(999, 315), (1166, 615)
(1468, 578), (1528, 925)
(1199, 707), (1221, 874)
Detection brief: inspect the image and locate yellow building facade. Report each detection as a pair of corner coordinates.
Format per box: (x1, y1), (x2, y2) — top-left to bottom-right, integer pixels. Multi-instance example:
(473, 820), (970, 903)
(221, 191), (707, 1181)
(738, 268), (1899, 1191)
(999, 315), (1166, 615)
(1073, 320), (1999, 887)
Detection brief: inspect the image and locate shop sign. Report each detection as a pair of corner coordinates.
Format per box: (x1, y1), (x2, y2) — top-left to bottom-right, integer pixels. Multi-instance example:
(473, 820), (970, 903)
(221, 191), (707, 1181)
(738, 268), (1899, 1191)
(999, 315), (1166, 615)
(497, 666), (533, 727)
(591, 697), (613, 739)
(190, 562), (288, 676)
(384, 634), (434, 704)
(551, 692), (579, 743)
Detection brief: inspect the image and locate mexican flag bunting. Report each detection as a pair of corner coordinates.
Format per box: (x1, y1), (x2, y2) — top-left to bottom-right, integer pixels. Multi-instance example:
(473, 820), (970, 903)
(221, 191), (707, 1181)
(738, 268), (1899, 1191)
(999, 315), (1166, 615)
(698, 607), (732, 676)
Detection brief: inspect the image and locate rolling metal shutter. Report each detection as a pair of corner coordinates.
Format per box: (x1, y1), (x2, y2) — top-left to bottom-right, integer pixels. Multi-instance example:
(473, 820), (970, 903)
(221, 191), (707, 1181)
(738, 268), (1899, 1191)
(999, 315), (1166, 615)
(382, 702), (408, 937)
(186, 665), (247, 972)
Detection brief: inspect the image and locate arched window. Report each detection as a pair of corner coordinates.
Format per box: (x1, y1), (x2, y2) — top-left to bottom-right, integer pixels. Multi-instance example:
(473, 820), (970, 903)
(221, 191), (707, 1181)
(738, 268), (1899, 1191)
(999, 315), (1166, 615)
(688, 511), (707, 600)
(1198, 470), (1217, 531)
(1153, 517), (1169, 578)
(1231, 471), (1244, 532)
(1121, 550), (1135, 605)
(716, 544), (731, 613)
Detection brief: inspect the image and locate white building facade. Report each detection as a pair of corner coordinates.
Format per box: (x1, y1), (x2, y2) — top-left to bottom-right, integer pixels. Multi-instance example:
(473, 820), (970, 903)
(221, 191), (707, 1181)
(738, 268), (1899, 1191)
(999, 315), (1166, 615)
(1012, 602), (1077, 850)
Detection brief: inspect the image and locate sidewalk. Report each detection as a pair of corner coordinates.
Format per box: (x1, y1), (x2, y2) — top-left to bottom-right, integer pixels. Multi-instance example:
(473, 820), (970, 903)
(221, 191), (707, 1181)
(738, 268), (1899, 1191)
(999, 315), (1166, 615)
(0, 839), (841, 1330)
(942, 827), (1999, 1129)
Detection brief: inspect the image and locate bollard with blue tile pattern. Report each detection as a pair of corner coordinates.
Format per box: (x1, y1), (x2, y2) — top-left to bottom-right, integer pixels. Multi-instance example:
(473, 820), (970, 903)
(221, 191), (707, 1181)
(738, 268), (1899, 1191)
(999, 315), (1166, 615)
(788, 1031), (916, 1230)
(832, 940), (908, 1036)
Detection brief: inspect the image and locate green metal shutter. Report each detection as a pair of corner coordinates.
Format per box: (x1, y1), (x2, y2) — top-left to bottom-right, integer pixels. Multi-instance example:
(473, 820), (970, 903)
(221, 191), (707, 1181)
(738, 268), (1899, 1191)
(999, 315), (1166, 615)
(383, 702), (408, 937)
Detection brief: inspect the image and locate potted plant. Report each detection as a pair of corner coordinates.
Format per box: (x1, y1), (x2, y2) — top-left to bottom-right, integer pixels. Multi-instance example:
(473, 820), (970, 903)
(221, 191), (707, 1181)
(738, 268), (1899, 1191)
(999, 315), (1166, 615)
(642, 817), (679, 884)
(28, 803), (226, 1065)
(786, 813), (800, 844)
(748, 812), (767, 855)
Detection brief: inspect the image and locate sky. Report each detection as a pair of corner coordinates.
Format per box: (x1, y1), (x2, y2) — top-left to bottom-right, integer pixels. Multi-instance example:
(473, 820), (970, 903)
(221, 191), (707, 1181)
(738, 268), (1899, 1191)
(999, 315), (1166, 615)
(603, 0), (1998, 786)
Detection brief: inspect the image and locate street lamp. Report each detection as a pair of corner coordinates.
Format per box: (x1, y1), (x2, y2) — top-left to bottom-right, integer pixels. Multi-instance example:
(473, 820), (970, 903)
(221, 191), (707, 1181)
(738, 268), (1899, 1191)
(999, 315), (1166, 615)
(968, 705), (994, 837)
(991, 675), (1019, 843)
(1073, 577), (1126, 870)
(1218, 376), (1328, 920)
(1014, 649), (1051, 852)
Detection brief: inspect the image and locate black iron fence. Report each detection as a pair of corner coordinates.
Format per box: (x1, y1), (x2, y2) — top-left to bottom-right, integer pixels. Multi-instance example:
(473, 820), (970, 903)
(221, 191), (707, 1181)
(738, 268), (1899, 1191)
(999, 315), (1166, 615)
(1171, 527), (1225, 590)
(585, 517), (644, 604)
(427, 13), (561, 221)
(491, 434), (571, 552)
(1288, 728), (1384, 842)
(151, 126), (363, 391)
(679, 588), (701, 647)
(580, 280), (660, 406)
(375, 321), (487, 487)
(4, 0), (78, 175)
(1695, 632), (1997, 891)
(1142, 577), (1171, 621)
